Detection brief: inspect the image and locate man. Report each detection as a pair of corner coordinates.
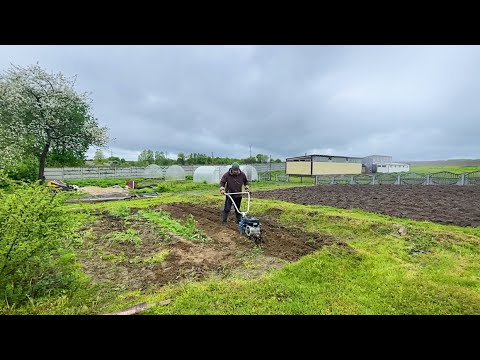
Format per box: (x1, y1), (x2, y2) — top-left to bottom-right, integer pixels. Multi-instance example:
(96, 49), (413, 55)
(219, 162), (249, 224)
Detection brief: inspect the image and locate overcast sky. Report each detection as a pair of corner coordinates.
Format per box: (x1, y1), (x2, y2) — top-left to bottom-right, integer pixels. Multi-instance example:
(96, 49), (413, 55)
(1, 45), (479, 162)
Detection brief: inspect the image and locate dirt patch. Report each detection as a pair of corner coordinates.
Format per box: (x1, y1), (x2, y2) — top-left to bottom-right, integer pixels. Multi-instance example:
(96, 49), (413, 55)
(79, 186), (129, 197)
(158, 203), (336, 261)
(254, 185), (480, 228)
(77, 203), (337, 292)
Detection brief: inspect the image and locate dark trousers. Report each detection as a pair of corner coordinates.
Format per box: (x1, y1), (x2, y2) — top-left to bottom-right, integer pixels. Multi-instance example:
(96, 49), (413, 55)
(223, 196), (242, 222)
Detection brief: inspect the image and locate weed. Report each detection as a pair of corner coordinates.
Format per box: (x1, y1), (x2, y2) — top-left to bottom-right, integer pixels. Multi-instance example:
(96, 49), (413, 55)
(107, 228), (143, 247)
(144, 250), (170, 264)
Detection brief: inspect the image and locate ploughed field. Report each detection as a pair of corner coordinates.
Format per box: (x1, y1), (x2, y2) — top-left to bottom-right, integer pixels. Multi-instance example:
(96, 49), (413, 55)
(253, 185), (480, 228)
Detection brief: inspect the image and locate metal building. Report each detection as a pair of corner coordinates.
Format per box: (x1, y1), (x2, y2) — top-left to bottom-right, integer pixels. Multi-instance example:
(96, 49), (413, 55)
(286, 154), (363, 176)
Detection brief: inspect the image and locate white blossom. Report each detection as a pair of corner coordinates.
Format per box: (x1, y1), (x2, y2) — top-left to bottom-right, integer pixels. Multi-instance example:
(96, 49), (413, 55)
(0, 63), (109, 177)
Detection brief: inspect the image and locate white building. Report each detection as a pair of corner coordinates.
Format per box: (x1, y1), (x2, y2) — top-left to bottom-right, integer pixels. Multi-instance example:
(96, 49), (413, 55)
(375, 163), (410, 173)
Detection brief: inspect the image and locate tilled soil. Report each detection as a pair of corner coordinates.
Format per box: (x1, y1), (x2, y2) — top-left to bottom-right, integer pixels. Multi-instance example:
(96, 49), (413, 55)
(253, 185), (480, 228)
(77, 203), (338, 292)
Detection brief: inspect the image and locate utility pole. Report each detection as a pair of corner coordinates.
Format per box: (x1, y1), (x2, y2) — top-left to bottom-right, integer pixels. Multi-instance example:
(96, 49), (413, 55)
(212, 152), (214, 164)
(250, 145), (252, 161)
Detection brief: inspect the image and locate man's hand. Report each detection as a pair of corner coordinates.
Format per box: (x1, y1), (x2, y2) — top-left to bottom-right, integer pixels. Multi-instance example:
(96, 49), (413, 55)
(220, 187), (225, 195)
(245, 185), (250, 192)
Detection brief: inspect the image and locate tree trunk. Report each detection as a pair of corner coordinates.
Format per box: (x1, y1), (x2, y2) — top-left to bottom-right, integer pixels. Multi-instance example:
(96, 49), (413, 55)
(38, 142), (50, 183)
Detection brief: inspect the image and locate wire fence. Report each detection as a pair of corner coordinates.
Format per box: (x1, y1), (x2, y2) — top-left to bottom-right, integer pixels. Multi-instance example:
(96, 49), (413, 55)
(306, 171), (480, 186)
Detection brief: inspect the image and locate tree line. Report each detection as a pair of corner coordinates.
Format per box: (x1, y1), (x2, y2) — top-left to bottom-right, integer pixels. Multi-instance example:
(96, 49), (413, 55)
(92, 149), (282, 166)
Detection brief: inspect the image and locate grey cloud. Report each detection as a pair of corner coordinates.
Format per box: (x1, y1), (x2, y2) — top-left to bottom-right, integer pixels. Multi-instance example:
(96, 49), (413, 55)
(1, 45), (480, 161)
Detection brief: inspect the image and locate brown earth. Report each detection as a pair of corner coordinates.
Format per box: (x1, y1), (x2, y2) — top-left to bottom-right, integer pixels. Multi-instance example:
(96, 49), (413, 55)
(77, 203), (338, 292)
(78, 186), (129, 197)
(253, 185), (480, 228)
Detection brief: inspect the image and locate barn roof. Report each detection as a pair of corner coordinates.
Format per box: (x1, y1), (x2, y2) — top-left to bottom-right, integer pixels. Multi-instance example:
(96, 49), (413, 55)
(286, 154), (363, 161)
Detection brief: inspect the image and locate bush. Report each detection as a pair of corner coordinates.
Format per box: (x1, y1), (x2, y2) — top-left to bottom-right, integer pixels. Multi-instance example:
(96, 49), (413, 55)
(5, 157), (39, 182)
(157, 183), (172, 193)
(0, 177), (84, 305)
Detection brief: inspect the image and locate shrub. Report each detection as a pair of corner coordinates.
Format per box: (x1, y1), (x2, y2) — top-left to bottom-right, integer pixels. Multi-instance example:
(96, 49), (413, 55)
(4, 157), (39, 182)
(0, 177), (83, 305)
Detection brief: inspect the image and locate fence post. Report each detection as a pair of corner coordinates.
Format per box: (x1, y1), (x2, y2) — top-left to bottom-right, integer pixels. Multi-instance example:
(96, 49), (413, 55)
(397, 175), (401, 185)
(460, 173), (465, 185)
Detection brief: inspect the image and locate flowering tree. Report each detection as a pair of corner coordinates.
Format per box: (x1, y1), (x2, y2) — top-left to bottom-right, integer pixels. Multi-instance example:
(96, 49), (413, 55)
(0, 64), (109, 181)
(0, 128), (22, 171)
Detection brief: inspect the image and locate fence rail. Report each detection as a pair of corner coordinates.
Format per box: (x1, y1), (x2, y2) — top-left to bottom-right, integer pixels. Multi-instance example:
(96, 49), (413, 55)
(275, 172), (479, 186)
(44, 165), (480, 186)
(310, 172), (478, 186)
(44, 162), (286, 180)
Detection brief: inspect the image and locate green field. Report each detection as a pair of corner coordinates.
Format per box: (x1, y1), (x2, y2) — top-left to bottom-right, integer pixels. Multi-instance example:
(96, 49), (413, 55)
(410, 165), (480, 174)
(2, 173), (479, 315)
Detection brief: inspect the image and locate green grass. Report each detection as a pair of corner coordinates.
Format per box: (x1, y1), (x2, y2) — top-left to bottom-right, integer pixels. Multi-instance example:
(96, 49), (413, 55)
(88, 193), (480, 315)
(4, 175), (480, 314)
(140, 209), (208, 243)
(108, 203), (131, 217)
(106, 228), (143, 247)
(284, 175), (316, 184)
(67, 178), (140, 187)
(144, 250), (170, 264)
(100, 241), (480, 315)
(63, 177), (316, 202)
(99, 251), (128, 262)
(410, 165), (480, 174)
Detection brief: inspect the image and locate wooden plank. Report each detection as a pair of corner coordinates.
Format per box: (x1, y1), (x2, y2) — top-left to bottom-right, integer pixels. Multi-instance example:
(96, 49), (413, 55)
(105, 300), (171, 315)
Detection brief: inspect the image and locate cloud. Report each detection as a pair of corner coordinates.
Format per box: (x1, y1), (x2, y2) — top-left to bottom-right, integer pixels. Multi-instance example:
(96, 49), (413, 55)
(1, 45), (480, 161)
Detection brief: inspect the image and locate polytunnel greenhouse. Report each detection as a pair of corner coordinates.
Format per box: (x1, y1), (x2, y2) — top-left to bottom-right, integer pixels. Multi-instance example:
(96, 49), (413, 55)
(240, 165), (258, 181)
(144, 164), (164, 178)
(165, 165), (186, 181)
(193, 166), (222, 184)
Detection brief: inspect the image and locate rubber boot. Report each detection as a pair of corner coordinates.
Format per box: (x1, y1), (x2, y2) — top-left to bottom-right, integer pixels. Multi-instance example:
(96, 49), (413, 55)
(222, 211), (229, 224)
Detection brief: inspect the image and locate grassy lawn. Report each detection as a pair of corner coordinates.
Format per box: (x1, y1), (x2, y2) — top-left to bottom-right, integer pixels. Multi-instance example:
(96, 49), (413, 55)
(3, 169), (479, 315)
(110, 197), (480, 315)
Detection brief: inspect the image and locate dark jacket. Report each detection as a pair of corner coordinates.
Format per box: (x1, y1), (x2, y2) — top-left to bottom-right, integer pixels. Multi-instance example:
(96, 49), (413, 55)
(220, 169), (249, 196)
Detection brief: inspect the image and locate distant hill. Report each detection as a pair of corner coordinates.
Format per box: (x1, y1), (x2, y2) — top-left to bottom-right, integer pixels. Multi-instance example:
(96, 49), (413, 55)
(400, 159), (480, 166)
